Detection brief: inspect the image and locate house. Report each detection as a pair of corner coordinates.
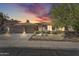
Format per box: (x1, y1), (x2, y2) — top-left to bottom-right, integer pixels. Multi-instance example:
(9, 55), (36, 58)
(2, 19), (74, 33)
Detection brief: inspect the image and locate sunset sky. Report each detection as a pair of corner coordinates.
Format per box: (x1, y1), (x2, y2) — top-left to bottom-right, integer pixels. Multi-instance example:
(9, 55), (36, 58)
(0, 3), (52, 23)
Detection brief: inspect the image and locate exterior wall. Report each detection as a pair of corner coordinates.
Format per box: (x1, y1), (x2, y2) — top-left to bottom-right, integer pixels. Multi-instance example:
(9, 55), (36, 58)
(38, 25), (47, 31)
(2, 24), (38, 33)
(25, 25), (38, 33)
(58, 27), (65, 31)
(9, 25), (24, 33)
(47, 25), (52, 31)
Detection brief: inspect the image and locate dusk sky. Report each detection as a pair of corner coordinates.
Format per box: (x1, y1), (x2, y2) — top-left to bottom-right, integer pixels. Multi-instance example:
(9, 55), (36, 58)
(0, 3), (52, 23)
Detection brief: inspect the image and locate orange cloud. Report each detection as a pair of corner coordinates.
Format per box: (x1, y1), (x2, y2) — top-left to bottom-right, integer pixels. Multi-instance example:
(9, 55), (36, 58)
(18, 12), (51, 23)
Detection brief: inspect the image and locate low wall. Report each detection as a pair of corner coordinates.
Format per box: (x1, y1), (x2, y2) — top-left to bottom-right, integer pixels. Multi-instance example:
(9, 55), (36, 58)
(9, 25), (24, 33)
(0, 25), (37, 34)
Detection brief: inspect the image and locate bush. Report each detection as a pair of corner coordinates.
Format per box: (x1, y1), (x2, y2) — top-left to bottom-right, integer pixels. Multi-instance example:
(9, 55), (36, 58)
(34, 31), (41, 34)
(34, 30), (51, 34)
(52, 31), (63, 34)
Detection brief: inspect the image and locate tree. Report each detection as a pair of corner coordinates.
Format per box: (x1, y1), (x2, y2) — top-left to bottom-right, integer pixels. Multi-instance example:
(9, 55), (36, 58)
(10, 19), (20, 25)
(50, 4), (79, 35)
(70, 4), (79, 33)
(26, 20), (30, 23)
(0, 12), (9, 32)
(72, 20), (79, 32)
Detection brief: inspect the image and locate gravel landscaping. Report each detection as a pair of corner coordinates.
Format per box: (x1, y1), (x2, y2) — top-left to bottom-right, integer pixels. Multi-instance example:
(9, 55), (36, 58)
(29, 33), (79, 42)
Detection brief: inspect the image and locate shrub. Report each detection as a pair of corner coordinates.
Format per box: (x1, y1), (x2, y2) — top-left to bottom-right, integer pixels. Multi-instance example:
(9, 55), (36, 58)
(52, 31), (63, 34)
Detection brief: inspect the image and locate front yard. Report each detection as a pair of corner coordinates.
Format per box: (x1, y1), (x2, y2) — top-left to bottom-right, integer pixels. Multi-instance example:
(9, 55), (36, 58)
(29, 31), (79, 42)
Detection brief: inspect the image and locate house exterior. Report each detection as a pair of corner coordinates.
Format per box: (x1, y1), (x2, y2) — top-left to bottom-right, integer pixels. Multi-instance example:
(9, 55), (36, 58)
(1, 19), (74, 33)
(4, 22), (53, 33)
